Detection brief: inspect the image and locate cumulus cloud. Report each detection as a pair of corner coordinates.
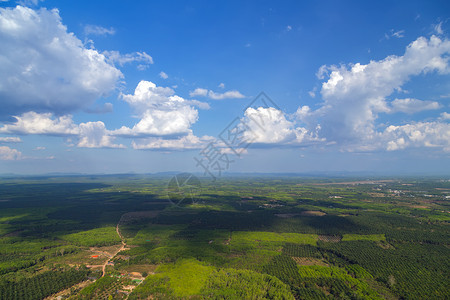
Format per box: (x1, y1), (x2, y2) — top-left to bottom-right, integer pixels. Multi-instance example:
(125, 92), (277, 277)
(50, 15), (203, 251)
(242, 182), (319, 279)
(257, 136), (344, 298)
(440, 112), (450, 120)
(307, 35), (450, 148)
(383, 122), (450, 152)
(0, 6), (123, 118)
(239, 107), (320, 147)
(389, 98), (441, 114)
(0, 146), (22, 160)
(189, 88), (208, 97)
(0, 112), (124, 148)
(115, 81), (205, 137)
(78, 121), (125, 148)
(189, 88), (245, 100)
(242, 107), (297, 144)
(0, 112), (79, 136)
(84, 24), (115, 36)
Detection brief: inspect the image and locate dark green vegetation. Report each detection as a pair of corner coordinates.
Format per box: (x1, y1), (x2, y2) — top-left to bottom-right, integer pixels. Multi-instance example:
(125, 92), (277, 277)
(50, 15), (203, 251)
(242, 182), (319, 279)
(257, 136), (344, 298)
(0, 175), (449, 299)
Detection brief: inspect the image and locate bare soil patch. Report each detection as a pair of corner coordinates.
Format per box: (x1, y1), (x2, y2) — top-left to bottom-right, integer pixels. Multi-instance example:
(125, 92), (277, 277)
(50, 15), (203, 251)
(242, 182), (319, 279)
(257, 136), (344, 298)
(119, 264), (158, 274)
(275, 213), (300, 218)
(301, 210), (326, 216)
(292, 257), (328, 266)
(318, 235), (342, 243)
(411, 205), (429, 209)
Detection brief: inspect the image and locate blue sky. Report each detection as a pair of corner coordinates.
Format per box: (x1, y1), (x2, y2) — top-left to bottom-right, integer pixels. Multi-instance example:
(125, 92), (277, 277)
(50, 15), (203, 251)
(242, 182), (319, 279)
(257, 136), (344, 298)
(0, 0), (449, 175)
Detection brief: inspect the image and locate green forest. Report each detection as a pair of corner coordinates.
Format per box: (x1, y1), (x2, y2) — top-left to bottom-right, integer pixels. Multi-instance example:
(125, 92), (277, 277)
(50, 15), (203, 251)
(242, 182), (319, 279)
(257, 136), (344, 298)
(0, 175), (448, 299)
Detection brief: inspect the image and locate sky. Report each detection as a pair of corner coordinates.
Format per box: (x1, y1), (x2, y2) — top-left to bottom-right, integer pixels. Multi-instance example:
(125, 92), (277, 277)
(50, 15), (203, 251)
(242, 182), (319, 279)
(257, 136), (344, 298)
(0, 0), (449, 176)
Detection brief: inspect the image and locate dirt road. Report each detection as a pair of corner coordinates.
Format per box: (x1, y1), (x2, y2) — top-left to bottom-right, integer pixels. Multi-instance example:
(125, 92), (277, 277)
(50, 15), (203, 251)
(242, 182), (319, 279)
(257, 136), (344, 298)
(101, 223), (126, 277)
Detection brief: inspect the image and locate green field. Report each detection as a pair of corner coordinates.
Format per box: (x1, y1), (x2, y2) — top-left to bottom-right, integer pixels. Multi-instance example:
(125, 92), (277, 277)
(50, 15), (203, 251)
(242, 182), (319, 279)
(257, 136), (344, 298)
(0, 175), (449, 299)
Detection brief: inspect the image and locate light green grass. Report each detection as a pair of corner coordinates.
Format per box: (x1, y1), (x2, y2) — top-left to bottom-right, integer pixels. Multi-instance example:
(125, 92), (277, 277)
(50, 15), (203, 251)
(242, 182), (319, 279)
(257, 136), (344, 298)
(341, 234), (386, 242)
(60, 226), (121, 247)
(155, 258), (214, 297)
(232, 231), (318, 245)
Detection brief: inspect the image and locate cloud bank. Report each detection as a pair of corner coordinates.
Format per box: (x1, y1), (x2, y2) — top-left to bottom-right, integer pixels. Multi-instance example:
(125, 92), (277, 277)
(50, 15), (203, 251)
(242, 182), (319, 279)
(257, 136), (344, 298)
(0, 6), (123, 117)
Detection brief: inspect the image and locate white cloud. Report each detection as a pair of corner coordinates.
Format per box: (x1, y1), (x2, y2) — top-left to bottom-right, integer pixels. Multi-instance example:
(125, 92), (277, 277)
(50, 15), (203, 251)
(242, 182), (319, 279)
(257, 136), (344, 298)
(286, 25), (292, 31)
(208, 90), (245, 100)
(440, 112), (450, 120)
(384, 29), (405, 40)
(310, 35), (450, 146)
(132, 132), (214, 150)
(0, 137), (21, 143)
(234, 107), (323, 148)
(159, 71), (168, 79)
(16, 0), (42, 6)
(391, 29), (405, 38)
(0, 112), (79, 135)
(242, 107), (296, 144)
(116, 81), (204, 137)
(389, 98), (441, 114)
(434, 22), (444, 35)
(78, 121), (125, 148)
(0, 6), (123, 117)
(189, 88), (208, 97)
(34, 146), (45, 150)
(103, 50), (153, 69)
(383, 122), (450, 152)
(0, 146), (21, 160)
(218, 83), (225, 89)
(190, 88), (245, 100)
(186, 100), (210, 110)
(0, 112), (124, 148)
(84, 24), (115, 36)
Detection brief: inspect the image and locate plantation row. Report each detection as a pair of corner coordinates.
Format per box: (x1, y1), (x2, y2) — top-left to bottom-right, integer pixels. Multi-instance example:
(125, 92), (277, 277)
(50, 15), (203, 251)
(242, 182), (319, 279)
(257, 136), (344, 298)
(0, 268), (89, 300)
(321, 240), (450, 299)
(263, 253), (382, 299)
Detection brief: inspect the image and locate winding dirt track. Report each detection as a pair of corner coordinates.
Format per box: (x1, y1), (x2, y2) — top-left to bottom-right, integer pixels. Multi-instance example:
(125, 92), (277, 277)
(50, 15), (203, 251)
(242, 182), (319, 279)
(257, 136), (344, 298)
(101, 223), (126, 277)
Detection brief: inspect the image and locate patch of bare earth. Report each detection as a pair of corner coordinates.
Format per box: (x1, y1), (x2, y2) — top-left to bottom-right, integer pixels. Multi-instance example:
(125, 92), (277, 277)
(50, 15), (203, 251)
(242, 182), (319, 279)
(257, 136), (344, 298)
(90, 244), (123, 257)
(292, 257), (328, 266)
(301, 210), (326, 216)
(377, 241), (394, 249)
(119, 264), (158, 275)
(411, 205), (429, 209)
(44, 279), (93, 299)
(318, 235), (342, 242)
